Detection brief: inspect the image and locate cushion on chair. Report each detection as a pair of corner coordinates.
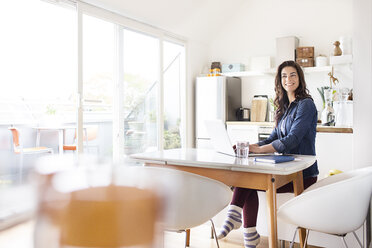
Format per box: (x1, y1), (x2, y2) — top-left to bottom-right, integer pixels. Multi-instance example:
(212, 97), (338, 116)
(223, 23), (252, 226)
(63, 145), (77, 151)
(15, 147), (53, 154)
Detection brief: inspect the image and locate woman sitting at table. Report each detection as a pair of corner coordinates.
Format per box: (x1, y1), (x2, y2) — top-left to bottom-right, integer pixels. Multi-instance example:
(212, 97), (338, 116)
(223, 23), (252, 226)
(217, 60), (319, 248)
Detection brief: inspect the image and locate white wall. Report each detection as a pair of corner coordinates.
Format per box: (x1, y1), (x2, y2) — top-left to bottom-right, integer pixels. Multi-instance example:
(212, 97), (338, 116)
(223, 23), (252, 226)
(352, 1), (372, 241)
(209, 0), (352, 63)
(186, 40), (210, 147)
(206, 0), (353, 112)
(353, 0), (372, 170)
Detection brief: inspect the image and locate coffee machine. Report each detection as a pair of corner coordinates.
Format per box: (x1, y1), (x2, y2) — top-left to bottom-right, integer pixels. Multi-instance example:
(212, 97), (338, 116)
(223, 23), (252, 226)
(236, 107), (250, 121)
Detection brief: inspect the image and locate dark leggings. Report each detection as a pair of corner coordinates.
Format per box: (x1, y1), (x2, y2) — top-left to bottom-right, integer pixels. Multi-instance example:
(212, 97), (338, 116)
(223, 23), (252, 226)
(231, 176), (317, 228)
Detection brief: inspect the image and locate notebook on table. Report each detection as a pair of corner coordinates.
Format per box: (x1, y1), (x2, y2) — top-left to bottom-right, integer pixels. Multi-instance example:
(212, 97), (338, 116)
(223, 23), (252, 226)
(254, 155), (294, 164)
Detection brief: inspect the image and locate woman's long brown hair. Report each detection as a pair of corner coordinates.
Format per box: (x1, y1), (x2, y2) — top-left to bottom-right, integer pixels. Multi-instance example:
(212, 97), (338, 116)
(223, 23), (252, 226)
(274, 60), (312, 126)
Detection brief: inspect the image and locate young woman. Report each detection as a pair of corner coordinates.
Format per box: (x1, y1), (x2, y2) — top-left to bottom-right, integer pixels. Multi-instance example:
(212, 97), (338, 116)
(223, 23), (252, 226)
(217, 60), (319, 248)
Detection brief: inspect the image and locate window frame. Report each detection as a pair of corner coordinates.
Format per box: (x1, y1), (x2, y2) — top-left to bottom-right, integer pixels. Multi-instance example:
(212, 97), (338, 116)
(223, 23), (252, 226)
(75, 1), (187, 158)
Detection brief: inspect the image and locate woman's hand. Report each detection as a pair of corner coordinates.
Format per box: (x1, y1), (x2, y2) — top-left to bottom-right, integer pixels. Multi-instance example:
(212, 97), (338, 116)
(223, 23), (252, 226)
(249, 143), (276, 154)
(249, 143), (260, 153)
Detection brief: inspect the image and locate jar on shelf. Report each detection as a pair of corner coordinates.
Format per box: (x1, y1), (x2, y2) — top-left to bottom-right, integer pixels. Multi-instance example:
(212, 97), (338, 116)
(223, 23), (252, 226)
(212, 68), (221, 76)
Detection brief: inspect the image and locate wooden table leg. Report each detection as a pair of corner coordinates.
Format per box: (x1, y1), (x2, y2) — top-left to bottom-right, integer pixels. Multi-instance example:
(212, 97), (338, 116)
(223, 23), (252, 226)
(293, 171), (306, 248)
(186, 229), (190, 247)
(266, 176), (278, 248)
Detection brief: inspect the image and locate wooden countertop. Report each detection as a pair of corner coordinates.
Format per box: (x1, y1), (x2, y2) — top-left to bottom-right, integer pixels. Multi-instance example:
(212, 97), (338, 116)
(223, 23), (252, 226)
(226, 121), (353, 133)
(316, 126), (353, 133)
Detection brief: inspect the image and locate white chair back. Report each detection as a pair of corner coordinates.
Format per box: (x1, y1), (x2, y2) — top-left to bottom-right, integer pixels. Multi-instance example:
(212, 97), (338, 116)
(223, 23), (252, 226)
(115, 166), (232, 231)
(278, 166), (372, 235)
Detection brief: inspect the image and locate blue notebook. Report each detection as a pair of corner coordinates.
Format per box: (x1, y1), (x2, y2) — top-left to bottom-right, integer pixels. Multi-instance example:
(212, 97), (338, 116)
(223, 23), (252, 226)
(254, 155), (295, 164)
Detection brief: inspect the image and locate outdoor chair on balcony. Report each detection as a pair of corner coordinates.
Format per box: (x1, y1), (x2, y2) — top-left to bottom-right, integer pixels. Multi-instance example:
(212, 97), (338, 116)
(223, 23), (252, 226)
(8, 127), (53, 182)
(63, 125), (99, 153)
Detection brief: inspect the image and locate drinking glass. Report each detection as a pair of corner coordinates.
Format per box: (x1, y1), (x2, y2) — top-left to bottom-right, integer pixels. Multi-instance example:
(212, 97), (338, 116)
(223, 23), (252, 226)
(236, 141), (249, 158)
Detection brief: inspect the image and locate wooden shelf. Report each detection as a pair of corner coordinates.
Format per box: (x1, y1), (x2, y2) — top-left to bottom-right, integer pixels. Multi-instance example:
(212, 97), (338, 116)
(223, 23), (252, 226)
(330, 55), (352, 65)
(222, 66), (332, 77)
(303, 66), (332, 73)
(221, 70), (267, 77)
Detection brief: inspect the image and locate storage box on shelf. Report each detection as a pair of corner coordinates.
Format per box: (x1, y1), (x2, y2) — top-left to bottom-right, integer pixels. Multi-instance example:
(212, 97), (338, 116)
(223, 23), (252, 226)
(276, 36), (299, 66)
(296, 47), (314, 58)
(296, 46), (315, 67)
(221, 63), (245, 73)
(296, 57), (314, 67)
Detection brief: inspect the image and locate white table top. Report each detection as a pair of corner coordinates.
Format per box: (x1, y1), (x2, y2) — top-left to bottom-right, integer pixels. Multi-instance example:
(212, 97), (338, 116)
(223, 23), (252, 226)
(130, 148), (316, 175)
(32, 125), (77, 130)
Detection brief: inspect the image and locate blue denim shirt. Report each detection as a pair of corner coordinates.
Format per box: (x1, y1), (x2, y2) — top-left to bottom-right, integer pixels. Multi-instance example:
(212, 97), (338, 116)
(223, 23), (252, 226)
(258, 98), (318, 178)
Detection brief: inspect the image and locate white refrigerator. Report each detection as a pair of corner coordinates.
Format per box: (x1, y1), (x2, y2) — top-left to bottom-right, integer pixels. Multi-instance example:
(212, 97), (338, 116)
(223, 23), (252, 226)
(195, 76), (241, 148)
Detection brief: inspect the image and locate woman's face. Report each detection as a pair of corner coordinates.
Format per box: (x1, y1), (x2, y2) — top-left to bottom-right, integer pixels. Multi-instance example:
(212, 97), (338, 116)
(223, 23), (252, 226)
(281, 66), (299, 94)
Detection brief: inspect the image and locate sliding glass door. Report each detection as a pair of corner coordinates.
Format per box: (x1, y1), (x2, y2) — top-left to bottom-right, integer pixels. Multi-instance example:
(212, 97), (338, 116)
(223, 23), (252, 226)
(163, 41), (186, 149)
(0, 0), (187, 161)
(0, 0), (76, 183)
(82, 14), (115, 157)
(121, 29), (159, 155)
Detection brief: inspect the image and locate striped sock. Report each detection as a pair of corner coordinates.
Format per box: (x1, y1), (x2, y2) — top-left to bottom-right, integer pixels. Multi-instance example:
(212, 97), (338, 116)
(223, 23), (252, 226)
(243, 227), (260, 248)
(217, 205), (242, 239)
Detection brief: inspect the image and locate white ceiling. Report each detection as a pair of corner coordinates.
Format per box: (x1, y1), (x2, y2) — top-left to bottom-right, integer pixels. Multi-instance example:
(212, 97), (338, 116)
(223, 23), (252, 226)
(82, 0), (246, 43)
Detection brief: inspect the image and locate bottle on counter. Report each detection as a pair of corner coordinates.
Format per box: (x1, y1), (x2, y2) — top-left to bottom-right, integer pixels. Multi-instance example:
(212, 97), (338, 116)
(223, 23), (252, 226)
(321, 88), (335, 126)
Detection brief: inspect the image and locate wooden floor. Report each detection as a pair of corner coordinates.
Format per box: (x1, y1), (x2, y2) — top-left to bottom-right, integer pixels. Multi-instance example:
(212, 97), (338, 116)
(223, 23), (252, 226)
(163, 224), (322, 248)
(0, 220), (322, 248)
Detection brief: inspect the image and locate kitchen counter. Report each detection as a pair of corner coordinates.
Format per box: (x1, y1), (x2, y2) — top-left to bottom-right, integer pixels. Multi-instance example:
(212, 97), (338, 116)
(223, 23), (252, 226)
(226, 121), (353, 133)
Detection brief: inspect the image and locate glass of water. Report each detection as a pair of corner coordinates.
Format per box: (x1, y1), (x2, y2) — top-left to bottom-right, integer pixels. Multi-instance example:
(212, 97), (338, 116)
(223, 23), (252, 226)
(236, 141), (249, 158)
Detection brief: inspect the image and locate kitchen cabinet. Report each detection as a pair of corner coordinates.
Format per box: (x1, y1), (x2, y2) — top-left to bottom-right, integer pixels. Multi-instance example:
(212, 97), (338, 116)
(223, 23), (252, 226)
(226, 124), (259, 144)
(316, 132), (353, 179)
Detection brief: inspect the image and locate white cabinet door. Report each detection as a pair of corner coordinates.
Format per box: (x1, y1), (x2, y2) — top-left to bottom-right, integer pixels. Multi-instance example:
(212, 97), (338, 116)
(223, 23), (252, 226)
(316, 132), (353, 179)
(227, 124), (259, 144)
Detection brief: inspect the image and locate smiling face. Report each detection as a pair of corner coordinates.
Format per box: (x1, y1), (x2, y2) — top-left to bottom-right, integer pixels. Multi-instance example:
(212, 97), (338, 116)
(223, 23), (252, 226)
(281, 66), (299, 96)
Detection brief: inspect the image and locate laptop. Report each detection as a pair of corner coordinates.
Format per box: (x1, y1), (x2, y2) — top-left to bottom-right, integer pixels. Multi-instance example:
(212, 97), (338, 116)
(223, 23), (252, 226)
(204, 119), (236, 156)
(204, 119), (272, 157)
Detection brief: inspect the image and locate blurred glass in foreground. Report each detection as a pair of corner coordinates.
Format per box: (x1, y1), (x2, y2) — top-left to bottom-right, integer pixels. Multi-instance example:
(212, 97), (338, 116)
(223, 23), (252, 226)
(33, 154), (159, 248)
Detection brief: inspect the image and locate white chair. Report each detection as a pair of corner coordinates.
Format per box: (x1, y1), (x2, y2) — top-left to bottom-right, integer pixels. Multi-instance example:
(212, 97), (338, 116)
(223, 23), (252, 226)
(8, 127), (53, 182)
(277, 166), (372, 248)
(114, 165), (232, 248)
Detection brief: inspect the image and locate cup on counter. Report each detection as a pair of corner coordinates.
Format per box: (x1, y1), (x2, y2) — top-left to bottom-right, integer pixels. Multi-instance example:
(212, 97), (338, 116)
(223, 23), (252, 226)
(235, 141), (249, 158)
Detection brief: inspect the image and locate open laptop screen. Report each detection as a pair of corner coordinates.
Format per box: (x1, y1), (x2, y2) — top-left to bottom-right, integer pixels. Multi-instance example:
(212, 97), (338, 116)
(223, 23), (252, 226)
(204, 119), (236, 156)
